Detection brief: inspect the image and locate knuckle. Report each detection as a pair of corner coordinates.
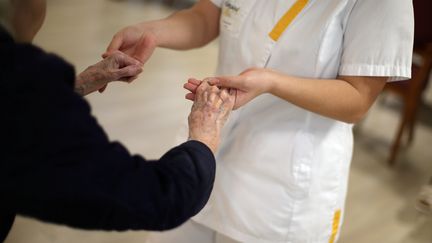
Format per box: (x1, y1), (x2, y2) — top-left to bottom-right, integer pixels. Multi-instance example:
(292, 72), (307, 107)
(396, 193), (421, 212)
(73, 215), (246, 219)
(220, 91), (229, 100)
(197, 84), (206, 93)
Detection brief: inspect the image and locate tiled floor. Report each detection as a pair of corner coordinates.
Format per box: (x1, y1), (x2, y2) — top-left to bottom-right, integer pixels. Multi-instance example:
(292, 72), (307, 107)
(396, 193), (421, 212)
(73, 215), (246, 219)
(5, 0), (432, 242)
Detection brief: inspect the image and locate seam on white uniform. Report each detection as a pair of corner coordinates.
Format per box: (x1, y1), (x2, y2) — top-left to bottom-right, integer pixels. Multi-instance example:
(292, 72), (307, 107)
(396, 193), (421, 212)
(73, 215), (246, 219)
(338, 64), (411, 81)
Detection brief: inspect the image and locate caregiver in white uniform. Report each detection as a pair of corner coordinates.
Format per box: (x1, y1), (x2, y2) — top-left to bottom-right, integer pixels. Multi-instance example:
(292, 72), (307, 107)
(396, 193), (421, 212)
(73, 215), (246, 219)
(105, 0), (414, 242)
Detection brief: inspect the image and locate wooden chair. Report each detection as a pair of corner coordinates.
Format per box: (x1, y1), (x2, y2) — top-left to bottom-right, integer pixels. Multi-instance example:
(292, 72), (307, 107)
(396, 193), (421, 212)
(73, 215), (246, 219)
(384, 0), (432, 165)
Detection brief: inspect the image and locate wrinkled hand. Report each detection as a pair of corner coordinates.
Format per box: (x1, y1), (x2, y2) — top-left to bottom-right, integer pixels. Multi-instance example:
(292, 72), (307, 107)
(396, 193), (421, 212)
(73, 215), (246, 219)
(188, 81), (236, 153)
(184, 68), (274, 109)
(103, 24), (157, 64)
(75, 51), (143, 96)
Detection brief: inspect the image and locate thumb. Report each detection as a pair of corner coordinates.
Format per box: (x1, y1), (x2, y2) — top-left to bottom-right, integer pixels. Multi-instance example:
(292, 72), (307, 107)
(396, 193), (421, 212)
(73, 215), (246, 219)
(211, 76), (244, 90)
(98, 84), (108, 93)
(103, 34), (124, 58)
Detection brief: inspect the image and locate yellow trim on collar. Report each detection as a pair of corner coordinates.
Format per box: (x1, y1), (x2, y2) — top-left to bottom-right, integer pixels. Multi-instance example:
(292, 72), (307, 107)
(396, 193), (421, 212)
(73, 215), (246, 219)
(269, 0), (309, 41)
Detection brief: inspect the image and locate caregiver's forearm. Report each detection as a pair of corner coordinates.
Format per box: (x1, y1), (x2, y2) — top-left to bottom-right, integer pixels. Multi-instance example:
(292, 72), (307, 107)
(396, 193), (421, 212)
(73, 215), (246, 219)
(144, 0), (220, 50)
(268, 73), (387, 124)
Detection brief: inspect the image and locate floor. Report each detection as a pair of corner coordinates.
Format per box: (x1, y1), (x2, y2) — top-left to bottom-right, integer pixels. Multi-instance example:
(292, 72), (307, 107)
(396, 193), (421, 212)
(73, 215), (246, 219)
(5, 0), (432, 242)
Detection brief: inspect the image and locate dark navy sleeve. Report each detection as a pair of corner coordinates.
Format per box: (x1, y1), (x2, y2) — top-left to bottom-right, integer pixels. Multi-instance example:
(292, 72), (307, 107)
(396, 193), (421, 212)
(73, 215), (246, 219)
(0, 44), (216, 231)
(5, 140), (215, 231)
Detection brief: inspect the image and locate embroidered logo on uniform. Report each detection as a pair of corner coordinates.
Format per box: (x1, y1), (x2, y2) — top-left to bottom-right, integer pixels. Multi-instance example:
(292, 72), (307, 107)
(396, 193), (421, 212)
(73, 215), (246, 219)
(223, 1), (240, 18)
(224, 1), (240, 12)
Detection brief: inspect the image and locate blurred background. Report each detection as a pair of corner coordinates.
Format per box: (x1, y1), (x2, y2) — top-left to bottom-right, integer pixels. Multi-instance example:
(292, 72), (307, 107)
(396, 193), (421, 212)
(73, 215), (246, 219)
(5, 0), (432, 242)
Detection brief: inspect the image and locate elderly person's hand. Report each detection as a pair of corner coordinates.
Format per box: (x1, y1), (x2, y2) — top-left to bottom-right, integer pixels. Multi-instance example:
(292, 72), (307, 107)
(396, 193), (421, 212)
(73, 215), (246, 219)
(188, 81), (236, 153)
(75, 51), (143, 96)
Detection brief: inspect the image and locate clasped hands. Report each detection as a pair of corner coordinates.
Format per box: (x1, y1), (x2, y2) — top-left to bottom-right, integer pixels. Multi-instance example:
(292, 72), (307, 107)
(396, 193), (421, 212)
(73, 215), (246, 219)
(75, 42), (275, 114)
(75, 51), (143, 96)
(183, 69), (275, 153)
(184, 68), (275, 110)
(76, 48), (274, 111)
(76, 20), (274, 108)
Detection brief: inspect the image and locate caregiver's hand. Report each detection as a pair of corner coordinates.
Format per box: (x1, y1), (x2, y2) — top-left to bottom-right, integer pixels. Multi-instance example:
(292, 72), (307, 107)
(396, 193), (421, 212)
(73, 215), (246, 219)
(188, 82), (235, 153)
(103, 24), (157, 64)
(75, 51), (143, 96)
(184, 68), (275, 109)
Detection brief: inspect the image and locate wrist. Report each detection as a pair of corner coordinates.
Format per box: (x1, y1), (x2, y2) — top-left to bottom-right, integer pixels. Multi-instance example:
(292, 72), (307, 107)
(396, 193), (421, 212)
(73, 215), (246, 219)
(75, 73), (86, 91)
(138, 21), (161, 47)
(189, 135), (218, 154)
(74, 85), (86, 96)
(265, 69), (282, 95)
(75, 66), (99, 96)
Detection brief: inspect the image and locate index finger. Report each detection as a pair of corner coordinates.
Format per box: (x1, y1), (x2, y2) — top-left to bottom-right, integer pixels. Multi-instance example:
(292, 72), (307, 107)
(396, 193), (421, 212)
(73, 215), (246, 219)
(211, 76), (245, 90)
(104, 34), (124, 58)
(188, 78), (202, 86)
(116, 51), (142, 66)
(196, 81), (210, 94)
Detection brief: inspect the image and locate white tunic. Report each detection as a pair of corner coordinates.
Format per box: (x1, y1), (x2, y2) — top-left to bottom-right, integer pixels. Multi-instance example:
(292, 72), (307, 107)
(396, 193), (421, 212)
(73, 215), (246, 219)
(192, 0), (414, 242)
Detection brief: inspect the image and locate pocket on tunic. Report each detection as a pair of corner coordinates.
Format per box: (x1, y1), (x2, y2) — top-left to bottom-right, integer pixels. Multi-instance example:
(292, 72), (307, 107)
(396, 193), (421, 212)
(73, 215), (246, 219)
(289, 129), (314, 199)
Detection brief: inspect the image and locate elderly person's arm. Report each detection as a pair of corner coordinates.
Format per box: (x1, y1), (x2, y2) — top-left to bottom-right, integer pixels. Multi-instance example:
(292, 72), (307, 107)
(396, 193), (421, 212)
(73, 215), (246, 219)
(2, 71), (234, 231)
(74, 51), (143, 96)
(188, 82), (235, 153)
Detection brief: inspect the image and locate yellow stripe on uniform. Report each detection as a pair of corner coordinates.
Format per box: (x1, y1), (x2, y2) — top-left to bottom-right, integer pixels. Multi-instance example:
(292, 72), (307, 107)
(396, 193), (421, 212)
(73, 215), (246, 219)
(269, 0), (309, 41)
(329, 210), (342, 243)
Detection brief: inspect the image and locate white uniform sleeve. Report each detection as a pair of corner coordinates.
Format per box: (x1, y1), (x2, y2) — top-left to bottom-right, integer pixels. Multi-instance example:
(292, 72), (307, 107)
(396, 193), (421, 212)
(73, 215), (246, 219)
(209, 0), (223, 8)
(339, 0), (414, 81)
